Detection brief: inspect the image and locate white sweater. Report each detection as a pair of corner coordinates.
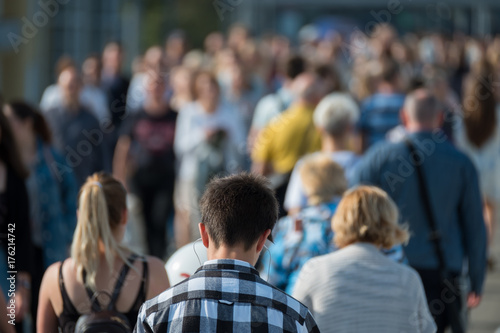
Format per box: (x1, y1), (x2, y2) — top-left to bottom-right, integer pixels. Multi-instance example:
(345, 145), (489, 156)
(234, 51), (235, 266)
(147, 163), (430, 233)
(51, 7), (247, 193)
(293, 243), (436, 333)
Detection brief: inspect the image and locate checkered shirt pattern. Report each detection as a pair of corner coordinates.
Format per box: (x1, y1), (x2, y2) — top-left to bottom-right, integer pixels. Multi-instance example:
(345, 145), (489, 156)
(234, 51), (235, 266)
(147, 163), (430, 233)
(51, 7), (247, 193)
(134, 259), (320, 333)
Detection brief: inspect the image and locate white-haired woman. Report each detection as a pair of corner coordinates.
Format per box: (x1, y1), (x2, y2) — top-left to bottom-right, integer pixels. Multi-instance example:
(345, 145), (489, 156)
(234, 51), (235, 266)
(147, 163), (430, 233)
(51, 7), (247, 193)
(284, 92), (361, 215)
(293, 186), (436, 333)
(37, 172), (169, 333)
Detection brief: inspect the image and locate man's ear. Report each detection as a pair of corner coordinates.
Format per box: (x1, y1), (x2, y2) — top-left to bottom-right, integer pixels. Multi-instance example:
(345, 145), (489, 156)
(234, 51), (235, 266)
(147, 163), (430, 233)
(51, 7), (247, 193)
(199, 223), (209, 248)
(256, 229), (272, 253)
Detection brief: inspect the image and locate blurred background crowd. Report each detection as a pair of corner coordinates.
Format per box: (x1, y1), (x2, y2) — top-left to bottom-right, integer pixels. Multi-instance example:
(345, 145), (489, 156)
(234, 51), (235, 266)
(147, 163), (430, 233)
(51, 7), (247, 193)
(1, 0), (500, 332)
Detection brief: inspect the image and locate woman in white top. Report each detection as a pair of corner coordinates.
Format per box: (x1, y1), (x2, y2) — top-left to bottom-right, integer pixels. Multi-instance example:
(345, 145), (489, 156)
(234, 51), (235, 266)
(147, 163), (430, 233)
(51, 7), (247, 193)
(293, 186), (436, 333)
(454, 59), (500, 251)
(174, 71), (246, 246)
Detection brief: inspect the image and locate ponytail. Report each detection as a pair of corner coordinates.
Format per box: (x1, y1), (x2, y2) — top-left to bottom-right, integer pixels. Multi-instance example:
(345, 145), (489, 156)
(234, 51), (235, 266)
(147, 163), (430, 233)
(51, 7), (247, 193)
(72, 173), (132, 291)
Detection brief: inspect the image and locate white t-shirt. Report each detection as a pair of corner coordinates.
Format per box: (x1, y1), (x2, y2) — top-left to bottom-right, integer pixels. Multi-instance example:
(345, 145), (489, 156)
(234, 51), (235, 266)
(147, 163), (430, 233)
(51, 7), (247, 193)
(174, 101), (246, 181)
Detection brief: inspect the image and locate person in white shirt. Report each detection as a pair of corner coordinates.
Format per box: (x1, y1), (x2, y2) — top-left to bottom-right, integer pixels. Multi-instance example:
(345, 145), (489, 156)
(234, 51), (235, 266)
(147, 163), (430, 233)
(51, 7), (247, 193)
(174, 71), (246, 246)
(284, 93), (360, 215)
(40, 56), (109, 124)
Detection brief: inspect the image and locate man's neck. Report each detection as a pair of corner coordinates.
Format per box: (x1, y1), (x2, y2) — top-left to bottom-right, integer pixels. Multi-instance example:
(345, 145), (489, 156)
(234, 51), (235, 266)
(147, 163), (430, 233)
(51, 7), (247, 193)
(377, 82), (398, 94)
(293, 100), (314, 110)
(207, 245), (258, 267)
(405, 123), (437, 133)
(322, 134), (349, 153)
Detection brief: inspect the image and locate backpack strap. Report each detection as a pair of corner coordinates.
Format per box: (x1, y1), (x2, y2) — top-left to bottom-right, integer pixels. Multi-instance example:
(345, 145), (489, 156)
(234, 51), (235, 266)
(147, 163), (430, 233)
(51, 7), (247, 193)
(82, 270), (101, 312)
(108, 253), (139, 311)
(82, 253), (139, 312)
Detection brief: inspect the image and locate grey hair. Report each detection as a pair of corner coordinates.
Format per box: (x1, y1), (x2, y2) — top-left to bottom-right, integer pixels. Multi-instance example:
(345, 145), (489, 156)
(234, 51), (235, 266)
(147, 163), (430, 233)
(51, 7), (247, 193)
(403, 89), (441, 124)
(313, 93), (360, 137)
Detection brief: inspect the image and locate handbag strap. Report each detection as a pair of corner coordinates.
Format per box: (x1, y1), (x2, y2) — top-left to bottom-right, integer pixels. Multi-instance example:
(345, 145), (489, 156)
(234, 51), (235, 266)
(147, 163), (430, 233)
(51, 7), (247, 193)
(405, 139), (448, 278)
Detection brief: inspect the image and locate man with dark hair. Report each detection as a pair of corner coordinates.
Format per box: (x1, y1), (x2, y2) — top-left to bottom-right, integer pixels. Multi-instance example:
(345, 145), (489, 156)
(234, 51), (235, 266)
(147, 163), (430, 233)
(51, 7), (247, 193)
(358, 57), (405, 151)
(134, 173), (319, 333)
(354, 89), (487, 332)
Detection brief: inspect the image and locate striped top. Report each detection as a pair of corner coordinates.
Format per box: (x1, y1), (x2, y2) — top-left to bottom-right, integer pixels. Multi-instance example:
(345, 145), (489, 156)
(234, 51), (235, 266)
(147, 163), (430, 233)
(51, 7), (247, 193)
(293, 243), (436, 333)
(134, 259), (319, 333)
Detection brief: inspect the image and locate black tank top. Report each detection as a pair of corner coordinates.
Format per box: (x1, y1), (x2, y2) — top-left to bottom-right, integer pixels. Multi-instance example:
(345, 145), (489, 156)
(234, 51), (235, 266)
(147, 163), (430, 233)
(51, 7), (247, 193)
(57, 256), (149, 333)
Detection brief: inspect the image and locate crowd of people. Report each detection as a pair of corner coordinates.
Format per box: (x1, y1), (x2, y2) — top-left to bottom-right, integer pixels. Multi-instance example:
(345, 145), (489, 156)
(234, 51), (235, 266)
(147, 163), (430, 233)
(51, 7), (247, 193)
(0, 21), (499, 332)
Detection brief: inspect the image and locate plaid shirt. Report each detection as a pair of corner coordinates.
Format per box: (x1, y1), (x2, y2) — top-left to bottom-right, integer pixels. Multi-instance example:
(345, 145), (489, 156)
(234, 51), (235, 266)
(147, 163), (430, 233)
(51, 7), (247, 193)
(134, 259), (320, 333)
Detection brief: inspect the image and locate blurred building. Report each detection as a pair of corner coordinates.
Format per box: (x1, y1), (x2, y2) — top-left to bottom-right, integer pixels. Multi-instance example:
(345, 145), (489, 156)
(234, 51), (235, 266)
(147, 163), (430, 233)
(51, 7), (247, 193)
(2, 0), (500, 103)
(234, 0), (500, 42)
(0, 0), (142, 103)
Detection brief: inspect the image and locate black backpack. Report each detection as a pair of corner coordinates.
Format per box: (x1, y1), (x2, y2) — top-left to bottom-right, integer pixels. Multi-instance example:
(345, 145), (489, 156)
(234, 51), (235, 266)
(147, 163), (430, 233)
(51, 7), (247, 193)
(75, 254), (139, 333)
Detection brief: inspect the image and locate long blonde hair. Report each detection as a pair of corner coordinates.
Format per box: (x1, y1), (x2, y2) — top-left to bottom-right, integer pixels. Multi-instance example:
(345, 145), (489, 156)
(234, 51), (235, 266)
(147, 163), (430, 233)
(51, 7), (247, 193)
(71, 172), (132, 291)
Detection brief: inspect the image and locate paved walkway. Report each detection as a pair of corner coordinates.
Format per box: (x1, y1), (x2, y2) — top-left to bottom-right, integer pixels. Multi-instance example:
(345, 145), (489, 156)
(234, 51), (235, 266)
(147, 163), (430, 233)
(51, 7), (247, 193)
(470, 221), (500, 333)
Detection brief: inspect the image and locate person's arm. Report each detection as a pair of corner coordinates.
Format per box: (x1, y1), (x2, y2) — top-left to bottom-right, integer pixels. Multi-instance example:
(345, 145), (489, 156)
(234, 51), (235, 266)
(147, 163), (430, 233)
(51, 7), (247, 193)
(37, 263), (60, 333)
(126, 75), (146, 114)
(459, 160), (487, 306)
(113, 135), (131, 188)
(146, 256), (170, 300)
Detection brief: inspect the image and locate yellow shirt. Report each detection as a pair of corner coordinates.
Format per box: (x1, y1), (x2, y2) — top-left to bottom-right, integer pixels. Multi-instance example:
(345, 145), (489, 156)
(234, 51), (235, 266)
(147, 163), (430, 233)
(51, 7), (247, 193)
(252, 103), (321, 174)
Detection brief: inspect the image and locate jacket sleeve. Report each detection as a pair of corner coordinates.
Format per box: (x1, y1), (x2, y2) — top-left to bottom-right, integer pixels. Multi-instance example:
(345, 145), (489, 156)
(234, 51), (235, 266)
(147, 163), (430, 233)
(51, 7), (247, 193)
(459, 159), (487, 294)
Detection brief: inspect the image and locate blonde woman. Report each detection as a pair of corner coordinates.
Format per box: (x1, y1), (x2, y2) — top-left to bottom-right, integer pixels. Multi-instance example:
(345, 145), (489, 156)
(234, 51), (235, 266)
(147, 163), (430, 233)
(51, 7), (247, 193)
(37, 172), (169, 333)
(293, 186), (436, 333)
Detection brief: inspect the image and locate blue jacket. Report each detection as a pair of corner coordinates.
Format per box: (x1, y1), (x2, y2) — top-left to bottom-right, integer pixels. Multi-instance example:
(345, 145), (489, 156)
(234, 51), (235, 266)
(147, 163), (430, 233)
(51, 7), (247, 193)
(27, 140), (77, 268)
(354, 131), (487, 294)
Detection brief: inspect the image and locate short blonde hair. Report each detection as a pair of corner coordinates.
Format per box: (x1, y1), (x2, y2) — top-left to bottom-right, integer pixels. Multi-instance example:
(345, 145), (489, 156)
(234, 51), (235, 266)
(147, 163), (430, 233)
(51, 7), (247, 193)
(299, 154), (347, 206)
(332, 186), (409, 249)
